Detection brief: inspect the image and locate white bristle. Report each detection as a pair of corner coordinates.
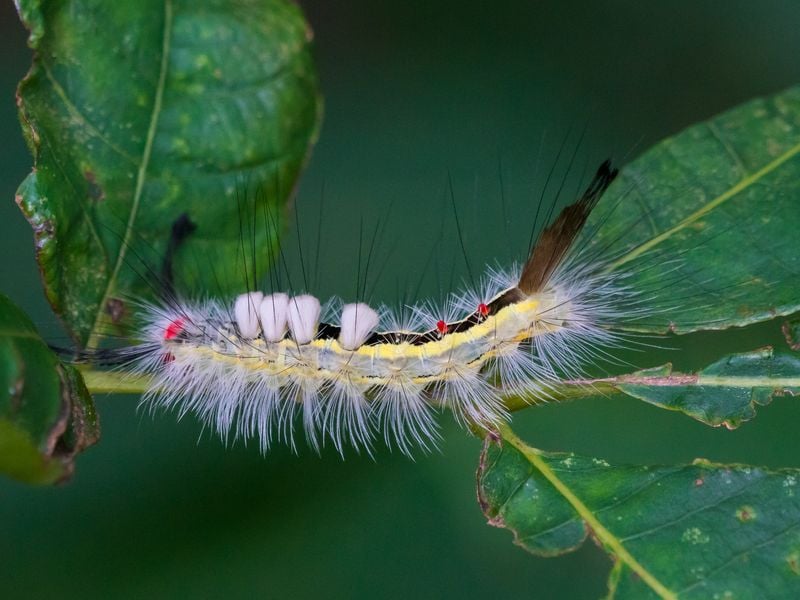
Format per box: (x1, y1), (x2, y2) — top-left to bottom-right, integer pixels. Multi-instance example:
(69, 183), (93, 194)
(259, 293), (290, 342)
(287, 295), (321, 344)
(234, 292), (263, 338)
(338, 302), (380, 350)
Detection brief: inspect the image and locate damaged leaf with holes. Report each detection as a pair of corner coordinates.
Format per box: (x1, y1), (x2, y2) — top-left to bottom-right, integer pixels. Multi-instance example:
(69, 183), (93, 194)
(784, 319), (800, 352)
(0, 294), (98, 484)
(478, 428), (800, 599)
(615, 349), (800, 429)
(508, 347), (800, 429)
(15, 0), (322, 347)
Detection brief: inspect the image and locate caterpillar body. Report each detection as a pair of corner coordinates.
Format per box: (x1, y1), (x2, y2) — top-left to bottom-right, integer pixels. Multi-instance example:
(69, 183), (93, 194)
(117, 160), (639, 455)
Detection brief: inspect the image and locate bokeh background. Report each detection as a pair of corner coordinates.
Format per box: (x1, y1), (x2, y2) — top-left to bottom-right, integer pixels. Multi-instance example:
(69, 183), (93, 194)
(2, 1), (800, 598)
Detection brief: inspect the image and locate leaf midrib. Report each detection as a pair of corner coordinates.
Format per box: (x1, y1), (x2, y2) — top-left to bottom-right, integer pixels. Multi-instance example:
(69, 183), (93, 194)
(565, 374), (800, 388)
(697, 375), (800, 388)
(610, 136), (800, 271)
(498, 424), (677, 600)
(86, 0), (173, 349)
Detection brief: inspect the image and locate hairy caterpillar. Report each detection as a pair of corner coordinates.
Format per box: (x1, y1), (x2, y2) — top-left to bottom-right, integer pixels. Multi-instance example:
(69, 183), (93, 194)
(100, 160), (653, 455)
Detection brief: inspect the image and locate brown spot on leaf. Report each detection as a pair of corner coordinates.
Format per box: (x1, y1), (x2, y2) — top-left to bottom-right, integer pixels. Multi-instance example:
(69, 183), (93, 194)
(105, 298), (127, 324)
(787, 552), (800, 576)
(782, 321), (800, 352)
(487, 515), (506, 528)
(736, 505), (756, 523)
(84, 170), (105, 202)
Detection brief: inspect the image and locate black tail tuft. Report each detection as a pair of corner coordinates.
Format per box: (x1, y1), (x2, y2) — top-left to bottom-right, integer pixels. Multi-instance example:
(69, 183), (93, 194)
(50, 344), (150, 367)
(517, 160), (618, 294)
(161, 213), (198, 298)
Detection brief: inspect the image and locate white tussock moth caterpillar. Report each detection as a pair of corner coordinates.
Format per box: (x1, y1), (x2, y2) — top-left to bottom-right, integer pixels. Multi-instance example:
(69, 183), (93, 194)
(77, 158), (670, 456)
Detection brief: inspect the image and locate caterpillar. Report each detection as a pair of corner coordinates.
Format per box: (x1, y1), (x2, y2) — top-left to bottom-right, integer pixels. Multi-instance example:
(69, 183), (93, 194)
(106, 159), (649, 455)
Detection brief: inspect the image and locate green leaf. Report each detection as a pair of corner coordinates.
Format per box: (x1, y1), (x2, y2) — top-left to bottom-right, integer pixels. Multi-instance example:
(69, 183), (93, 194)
(590, 85), (800, 334)
(0, 294), (98, 485)
(478, 425), (800, 599)
(504, 347), (799, 429)
(15, 0), (322, 347)
(614, 349), (800, 429)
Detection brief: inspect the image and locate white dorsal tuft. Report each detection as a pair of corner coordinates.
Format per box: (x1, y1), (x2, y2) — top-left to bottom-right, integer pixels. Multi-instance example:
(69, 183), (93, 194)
(259, 293), (290, 342)
(287, 295), (321, 344)
(234, 292), (264, 339)
(339, 302), (380, 350)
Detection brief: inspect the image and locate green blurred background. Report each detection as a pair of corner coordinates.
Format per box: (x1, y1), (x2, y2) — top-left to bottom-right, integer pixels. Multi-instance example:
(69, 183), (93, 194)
(2, 1), (800, 598)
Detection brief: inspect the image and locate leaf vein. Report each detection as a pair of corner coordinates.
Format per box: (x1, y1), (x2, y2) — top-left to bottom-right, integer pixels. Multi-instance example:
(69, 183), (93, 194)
(517, 516), (584, 544)
(618, 474), (765, 543)
(86, 0), (173, 349)
(707, 120), (748, 176)
(496, 462), (535, 518)
(41, 63), (138, 164)
(591, 470), (679, 517)
(610, 138), (800, 271)
(499, 426), (677, 600)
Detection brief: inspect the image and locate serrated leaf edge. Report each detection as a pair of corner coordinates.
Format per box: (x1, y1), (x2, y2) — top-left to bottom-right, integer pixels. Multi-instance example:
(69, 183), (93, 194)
(489, 424), (677, 600)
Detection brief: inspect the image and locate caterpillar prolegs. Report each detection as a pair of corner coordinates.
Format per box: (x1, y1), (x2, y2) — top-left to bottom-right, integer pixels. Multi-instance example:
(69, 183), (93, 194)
(116, 160), (638, 455)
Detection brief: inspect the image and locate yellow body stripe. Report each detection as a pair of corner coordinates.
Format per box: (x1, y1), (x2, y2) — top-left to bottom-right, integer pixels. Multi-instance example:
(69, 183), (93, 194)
(172, 297), (564, 388)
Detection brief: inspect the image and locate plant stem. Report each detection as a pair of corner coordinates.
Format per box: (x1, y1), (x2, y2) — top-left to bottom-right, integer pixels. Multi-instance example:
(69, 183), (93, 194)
(79, 368), (151, 395)
(78, 367), (615, 407)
